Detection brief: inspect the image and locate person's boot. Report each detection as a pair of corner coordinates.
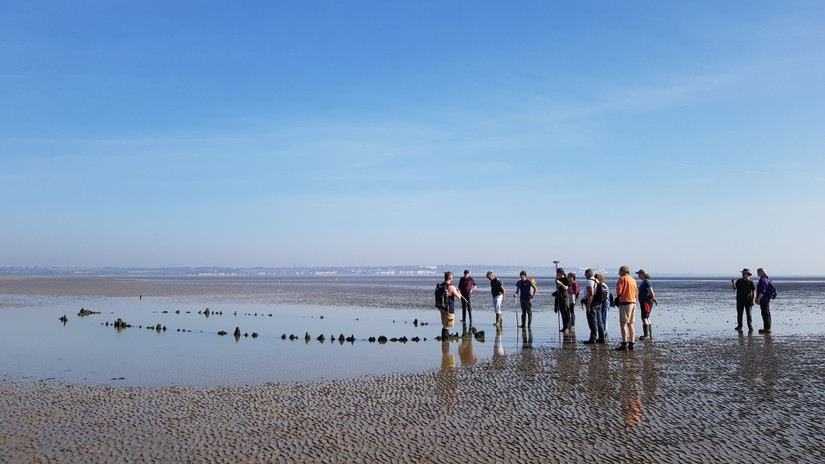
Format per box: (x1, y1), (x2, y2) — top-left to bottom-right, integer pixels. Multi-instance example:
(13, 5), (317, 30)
(596, 328), (605, 344)
(615, 342), (628, 351)
(639, 325), (649, 341)
(628, 342), (635, 351)
(647, 324), (653, 341)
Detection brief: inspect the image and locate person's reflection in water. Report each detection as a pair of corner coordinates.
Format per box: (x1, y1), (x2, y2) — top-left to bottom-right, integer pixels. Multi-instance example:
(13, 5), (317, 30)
(492, 326), (506, 370)
(619, 355), (643, 428)
(458, 336), (478, 366)
(641, 350), (660, 407)
(586, 345), (612, 409)
(518, 328), (538, 379)
(435, 340), (458, 406)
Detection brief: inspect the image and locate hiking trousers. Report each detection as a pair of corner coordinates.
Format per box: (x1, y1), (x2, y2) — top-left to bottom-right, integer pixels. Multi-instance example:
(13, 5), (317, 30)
(736, 301), (754, 330)
(760, 301), (771, 330)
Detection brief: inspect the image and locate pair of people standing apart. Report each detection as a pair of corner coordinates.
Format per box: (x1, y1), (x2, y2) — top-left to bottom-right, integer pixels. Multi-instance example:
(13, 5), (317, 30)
(732, 268), (773, 334)
(458, 270), (477, 325)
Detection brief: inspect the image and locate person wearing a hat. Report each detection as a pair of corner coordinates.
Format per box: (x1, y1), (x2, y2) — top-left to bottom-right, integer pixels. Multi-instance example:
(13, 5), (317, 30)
(458, 270), (477, 326)
(636, 269), (658, 341)
(731, 268), (756, 333)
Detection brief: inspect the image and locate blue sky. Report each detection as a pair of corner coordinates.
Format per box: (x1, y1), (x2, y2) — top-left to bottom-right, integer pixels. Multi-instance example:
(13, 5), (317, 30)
(2, 1), (824, 274)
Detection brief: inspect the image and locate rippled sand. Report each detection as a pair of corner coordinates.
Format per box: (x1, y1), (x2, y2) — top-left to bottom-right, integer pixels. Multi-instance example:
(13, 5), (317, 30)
(3, 335), (823, 463)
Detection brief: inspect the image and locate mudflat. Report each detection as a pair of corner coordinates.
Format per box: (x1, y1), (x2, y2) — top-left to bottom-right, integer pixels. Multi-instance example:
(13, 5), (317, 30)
(2, 335), (823, 463)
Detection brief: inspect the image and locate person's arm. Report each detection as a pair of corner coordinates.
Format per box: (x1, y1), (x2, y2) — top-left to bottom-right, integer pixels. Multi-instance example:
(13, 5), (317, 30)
(500, 282), (506, 297)
(531, 282), (537, 298)
(586, 281), (594, 308)
(513, 282), (519, 298)
(616, 278), (625, 304)
(649, 286), (657, 305)
(731, 279), (737, 291)
(556, 278), (568, 292)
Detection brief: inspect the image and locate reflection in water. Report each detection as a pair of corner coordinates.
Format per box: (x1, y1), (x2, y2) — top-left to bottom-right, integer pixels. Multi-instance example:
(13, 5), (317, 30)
(586, 347), (612, 409)
(492, 326), (506, 370)
(458, 338), (478, 366)
(737, 333), (778, 404)
(435, 341), (458, 405)
(518, 329), (538, 379)
(620, 355), (643, 427)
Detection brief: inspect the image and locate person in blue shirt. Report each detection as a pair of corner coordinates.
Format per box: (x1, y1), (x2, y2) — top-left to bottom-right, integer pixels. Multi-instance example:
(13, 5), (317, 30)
(513, 271), (537, 328)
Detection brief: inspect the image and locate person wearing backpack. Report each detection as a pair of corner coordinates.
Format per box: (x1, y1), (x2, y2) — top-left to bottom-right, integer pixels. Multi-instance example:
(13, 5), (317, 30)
(756, 268), (773, 334)
(582, 269), (604, 344)
(435, 272), (464, 338)
(636, 269), (658, 341)
(595, 273), (610, 342)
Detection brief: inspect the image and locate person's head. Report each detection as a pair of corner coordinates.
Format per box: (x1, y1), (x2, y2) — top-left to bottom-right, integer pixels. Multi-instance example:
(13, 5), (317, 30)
(595, 273), (605, 283)
(585, 268), (594, 279)
(519, 270), (527, 280)
(556, 267), (565, 276)
(444, 271), (454, 283)
(619, 265), (630, 276)
(636, 269), (650, 280)
(568, 272), (576, 281)
(464, 269), (470, 276)
(757, 268), (767, 277)
(741, 268), (752, 279)
(486, 271), (495, 281)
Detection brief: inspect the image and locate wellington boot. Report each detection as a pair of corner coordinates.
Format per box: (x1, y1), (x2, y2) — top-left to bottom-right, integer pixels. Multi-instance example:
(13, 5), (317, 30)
(639, 325), (649, 341)
(647, 324), (653, 341)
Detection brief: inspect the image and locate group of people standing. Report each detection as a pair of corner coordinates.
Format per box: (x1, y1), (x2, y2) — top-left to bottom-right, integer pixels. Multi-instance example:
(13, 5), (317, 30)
(731, 267), (774, 334)
(437, 266), (658, 351)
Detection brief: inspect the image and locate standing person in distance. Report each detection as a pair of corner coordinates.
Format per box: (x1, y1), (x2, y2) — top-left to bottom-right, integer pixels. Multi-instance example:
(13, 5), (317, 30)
(567, 272), (579, 330)
(614, 266), (639, 351)
(514, 271), (537, 328)
(756, 268), (773, 334)
(637, 269), (658, 341)
(555, 267), (571, 333)
(594, 273), (609, 343)
(486, 271), (506, 327)
(582, 269), (600, 344)
(458, 270), (478, 326)
(732, 268), (756, 333)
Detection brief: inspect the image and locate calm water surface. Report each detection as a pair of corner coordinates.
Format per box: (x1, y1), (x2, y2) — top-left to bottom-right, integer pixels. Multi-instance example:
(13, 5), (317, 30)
(1, 275), (823, 387)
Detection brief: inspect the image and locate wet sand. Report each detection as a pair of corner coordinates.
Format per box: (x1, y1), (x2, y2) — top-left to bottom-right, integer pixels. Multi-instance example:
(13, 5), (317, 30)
(3, 335), (824, 463)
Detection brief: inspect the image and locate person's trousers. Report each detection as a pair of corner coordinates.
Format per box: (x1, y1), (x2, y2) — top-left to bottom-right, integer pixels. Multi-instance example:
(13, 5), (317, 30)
(461, 293), (472, 321)
(760, 301), (771, 330)
(557, 296), (570, 329)
(520, 300), (532, 328)
(586, 307), (601, 341)
(736, 302), (753, 330)
(569, 302), (577, 326)
(492, 295), (503, 314)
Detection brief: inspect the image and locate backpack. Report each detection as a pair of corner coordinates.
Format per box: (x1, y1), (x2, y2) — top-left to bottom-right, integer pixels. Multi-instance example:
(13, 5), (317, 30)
(593, 281), (608, 304)
(767, 281), (778, 300)
(434, 283), (449, 309)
